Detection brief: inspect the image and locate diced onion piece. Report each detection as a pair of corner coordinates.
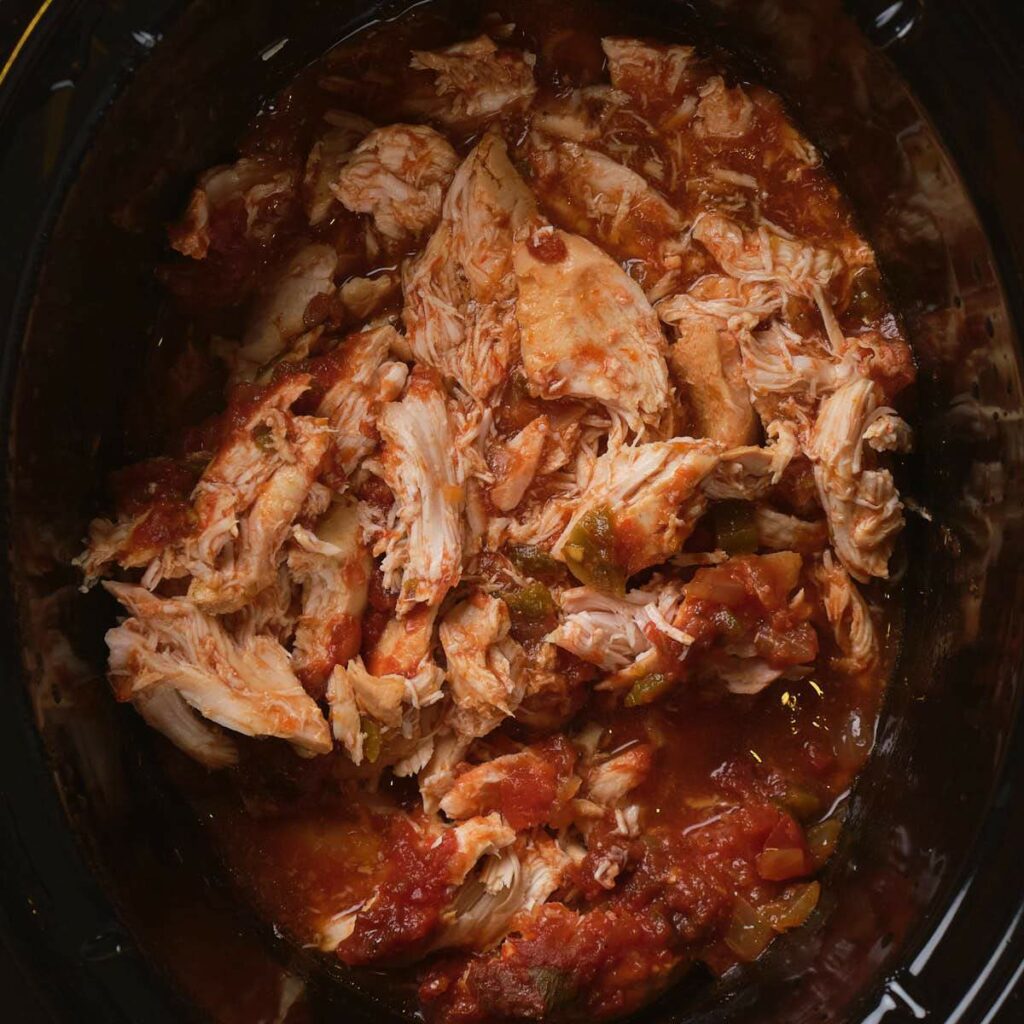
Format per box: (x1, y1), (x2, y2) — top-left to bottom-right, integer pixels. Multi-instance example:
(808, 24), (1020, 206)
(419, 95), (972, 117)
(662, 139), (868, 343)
(762, 881), (821, 932)
(780, 784), (823, 821)
(756, 846), (809, 882)
(806, 817), (842, 868)
(361, 718), (382, 763)
(724, 897), (774, 961)
(684, 575), (747, 605)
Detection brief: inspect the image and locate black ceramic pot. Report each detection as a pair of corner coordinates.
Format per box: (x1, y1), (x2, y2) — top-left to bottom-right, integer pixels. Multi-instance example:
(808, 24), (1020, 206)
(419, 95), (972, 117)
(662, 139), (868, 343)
(1, 1), (1022, 1021)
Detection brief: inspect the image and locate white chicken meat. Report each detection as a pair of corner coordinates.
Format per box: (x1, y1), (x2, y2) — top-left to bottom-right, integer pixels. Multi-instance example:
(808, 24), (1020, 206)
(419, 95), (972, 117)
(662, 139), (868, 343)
(410, 36), (537, 123)
(403, 132), (537, 399)
(333, 124), (458, 242)
(514, 226), (671, 435)
(105, 583), (331, 759)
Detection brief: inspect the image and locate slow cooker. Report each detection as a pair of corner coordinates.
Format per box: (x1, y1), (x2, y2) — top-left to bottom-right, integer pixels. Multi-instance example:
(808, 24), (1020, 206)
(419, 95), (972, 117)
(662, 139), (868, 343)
(1, 0), (1022, 1021)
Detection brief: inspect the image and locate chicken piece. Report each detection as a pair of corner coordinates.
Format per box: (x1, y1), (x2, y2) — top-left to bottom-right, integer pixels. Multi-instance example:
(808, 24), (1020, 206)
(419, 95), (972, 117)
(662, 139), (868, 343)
(410, 36), (537, 123)
(693, 211), (845, 300)
(303, 110), (375, 225)
(133, 687), (239, 769)
(703, 437), (795, 501)
(523, 139), (686, 300)
(333, 124), (458, 242)
(440, 591), (526, 739)
(694, 76), (755, 139)
(660, 274), (781, 327)
(489, 415), (549, 512)
(811, 551), (879, 674)
(439, 736), (579, 829)
(228, 565), (296, 644)
(105, 583), (331, 759)
(754, 506), (828, 553)
(324, 663), (361, 763)
(448, 813), (519, 883)
(434, 837), (571, 951)
(315, 324), (407, 479)
(180, 377), (313, 571)
(366, 603), (438, 677)
(338, 270), (399, 319)
(659, 279), (768, 445)
(547, 581), (687, 672)
(552, 438), (724, 581)
(374, 369), (464, 613)
(235, 243), (338, 375)
(418, 731), (472, 813)
(602, 37), (700, 115)
(188, 414), (330, 613)
(287, 499), (371, 697)
(325, 656), (444, 766)
(530, 85), (636, 145)
(169, 157), (297, 260)
(842, 328), (917, 403)
(403, 133), (537, 399)
(113, 377), (327, 602)
(514, 226), (671, 434)
(738, 320), (854, 434)
(584, 745), (653, 806)
(76, 516), (156, 583)
(809, 378), (910, 580)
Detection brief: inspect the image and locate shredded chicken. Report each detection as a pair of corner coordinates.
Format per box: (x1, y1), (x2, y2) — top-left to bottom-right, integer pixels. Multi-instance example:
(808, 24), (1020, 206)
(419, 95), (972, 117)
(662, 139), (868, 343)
(434, 837), (570, 951)
(659, 277), (770, 444)
(489, 415), (550, 511)
(694, 212), (845, 299)
(373, 368), (464, 613)
(694, 76), (755, 139)
(439, 736), (579, 826)
(105, 583), (331, 758)
(410, 36), (537, 123)
(188, 405), (331, 613)
(287, 499), (370, 696)
(552, 438), (724, 576)
(809, 378), (910, 580)
(333, 124), (458, 241)
(602, 37), (699, 112)
(547, 581), (686, 671)
(439, 591), (526, 739)
(584, 745), (653, 806)
(754, 506), (828, 553)
(303, 110), (375, 225)
(811, 551), (879, 674)
(236, 243), (338, 375)
(523, 138), (687, 300)
(132, 687), (239, 769)
(169, 157), (297, 260)
(515, 226), (671, 434)
(403, 132), (537, 399)
(365, 603), (438, 677)
(325, 655), (443, 765)
(316, 324), (408, 478)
